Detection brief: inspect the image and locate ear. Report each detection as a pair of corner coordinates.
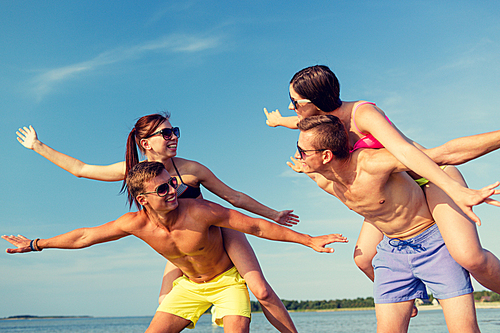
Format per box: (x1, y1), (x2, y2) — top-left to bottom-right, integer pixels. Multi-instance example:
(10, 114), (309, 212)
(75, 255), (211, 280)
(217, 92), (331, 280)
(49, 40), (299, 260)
(140, 139), (151, 151)
(322, 150), (334, 164)
(137, 194), (148, 206)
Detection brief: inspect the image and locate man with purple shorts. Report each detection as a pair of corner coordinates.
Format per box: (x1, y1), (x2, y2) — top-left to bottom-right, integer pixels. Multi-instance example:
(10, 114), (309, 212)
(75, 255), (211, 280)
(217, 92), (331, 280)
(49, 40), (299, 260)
(373, 224), (472, 304)
(293, 115), (500, 332)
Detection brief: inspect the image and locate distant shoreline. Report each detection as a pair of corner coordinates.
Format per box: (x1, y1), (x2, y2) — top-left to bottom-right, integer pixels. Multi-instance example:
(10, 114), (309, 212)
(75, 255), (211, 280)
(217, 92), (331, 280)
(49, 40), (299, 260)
(291, 301), (500, 313)
(3, 302), (499, 320)
(0, 316), (92, 321)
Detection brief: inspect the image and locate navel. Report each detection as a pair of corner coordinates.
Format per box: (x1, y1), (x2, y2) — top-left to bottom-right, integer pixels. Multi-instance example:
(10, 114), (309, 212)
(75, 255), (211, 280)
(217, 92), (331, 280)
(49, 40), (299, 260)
(379, 199), (385, 204)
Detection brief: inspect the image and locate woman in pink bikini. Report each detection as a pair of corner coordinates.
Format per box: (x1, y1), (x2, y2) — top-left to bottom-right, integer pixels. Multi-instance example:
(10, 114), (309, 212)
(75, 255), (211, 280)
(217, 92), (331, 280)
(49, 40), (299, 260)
(264, 65), (500, 298)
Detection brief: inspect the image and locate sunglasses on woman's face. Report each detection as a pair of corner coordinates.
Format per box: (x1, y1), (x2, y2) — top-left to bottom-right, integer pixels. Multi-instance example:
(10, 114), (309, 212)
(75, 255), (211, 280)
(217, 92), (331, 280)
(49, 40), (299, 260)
(290, 94), (312, 110)
(145, 127), (181, 140)
(140, 177), (178, 197)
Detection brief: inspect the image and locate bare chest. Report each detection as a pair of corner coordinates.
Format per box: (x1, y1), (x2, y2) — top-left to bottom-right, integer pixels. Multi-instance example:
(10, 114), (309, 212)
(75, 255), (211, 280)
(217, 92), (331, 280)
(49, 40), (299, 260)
(137, 224), (223, 260)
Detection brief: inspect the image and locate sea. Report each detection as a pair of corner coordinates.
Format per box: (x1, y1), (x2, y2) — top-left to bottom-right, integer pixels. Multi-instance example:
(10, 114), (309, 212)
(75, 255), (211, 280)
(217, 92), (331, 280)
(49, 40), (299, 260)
(1, 308), (499, 332)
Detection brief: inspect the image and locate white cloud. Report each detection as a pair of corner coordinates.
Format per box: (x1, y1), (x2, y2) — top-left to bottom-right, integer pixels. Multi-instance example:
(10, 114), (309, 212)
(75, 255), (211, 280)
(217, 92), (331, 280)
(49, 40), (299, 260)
(30, 33), (222, 101)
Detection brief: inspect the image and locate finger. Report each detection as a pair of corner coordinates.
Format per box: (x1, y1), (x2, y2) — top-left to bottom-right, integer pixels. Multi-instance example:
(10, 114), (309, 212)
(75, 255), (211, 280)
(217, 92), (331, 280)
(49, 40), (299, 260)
(464, 209), (481, 226)
(263, 108), (269, 117)
(321, 247), (335, 253)
(484, 198), (500, 207)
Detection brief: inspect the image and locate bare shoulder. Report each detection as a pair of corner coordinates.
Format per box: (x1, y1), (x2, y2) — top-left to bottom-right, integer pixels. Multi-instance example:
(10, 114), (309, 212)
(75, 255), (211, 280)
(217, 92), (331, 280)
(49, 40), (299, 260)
(115, 211), (149, 231)
(357, 148), (396, 175)
(182, 198), (229, 221)
(173, 157), (213, 178)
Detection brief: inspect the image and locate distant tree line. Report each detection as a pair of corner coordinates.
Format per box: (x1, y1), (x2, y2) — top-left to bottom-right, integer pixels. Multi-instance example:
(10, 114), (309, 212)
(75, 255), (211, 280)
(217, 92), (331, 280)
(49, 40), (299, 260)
(250, 291), (500, 312)
(473, 290), (500, 302)
(251, 297), (375, 312)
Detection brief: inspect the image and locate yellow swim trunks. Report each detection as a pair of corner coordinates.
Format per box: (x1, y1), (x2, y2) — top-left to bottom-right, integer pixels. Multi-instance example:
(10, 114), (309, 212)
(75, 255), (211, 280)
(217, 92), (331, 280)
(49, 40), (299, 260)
(157, 266), (251, 329)
(414, 166), (447, 186)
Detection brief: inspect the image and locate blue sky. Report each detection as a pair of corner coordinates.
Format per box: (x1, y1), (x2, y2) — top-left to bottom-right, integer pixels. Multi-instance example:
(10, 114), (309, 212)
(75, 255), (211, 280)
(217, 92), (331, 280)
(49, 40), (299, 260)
(2, 0), (500, 318)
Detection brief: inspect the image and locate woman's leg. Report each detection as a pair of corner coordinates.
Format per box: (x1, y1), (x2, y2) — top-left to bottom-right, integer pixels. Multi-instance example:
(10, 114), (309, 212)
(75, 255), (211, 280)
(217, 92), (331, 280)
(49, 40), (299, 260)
(354, 220), (383, 282)
(158, 261), (183, 305)
(222, 228), (298, 333)
(425, 166), (500, 293)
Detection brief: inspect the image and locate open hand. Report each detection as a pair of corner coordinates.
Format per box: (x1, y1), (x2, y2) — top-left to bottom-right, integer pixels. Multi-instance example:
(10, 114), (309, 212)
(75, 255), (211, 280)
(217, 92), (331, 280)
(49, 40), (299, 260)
(16, 125), (38, 150)
(2, 235), (33, 254)
(455, 181), (500, 226)
(309, 234), (348, 253)
(274, 210), (299, 227)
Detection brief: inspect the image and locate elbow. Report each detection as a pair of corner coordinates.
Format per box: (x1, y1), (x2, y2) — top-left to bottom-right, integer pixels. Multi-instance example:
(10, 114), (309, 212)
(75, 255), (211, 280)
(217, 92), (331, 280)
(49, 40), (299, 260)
(227, 191), (244, 208)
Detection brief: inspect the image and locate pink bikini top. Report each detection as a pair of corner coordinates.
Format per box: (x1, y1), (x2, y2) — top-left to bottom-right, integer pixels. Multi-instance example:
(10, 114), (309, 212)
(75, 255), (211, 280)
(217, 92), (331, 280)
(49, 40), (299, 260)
(350, 102), (391, 152)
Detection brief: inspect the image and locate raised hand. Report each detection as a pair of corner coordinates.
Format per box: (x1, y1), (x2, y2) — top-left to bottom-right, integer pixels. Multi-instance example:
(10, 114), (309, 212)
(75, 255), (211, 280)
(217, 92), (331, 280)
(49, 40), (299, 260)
(16, 125), (38, 150)
(274, 210), (299, 227)
(309, 234), (348, 253)
(263, 108), (283, 127)
(454, 181), (500, 226)
(287, 156), (304, 173)
(2, 235), (34, 254)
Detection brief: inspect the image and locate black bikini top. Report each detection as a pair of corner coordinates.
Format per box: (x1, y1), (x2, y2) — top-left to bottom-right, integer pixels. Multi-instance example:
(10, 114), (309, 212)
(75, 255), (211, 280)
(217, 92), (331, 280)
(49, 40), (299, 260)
(171, 159), (202, 199)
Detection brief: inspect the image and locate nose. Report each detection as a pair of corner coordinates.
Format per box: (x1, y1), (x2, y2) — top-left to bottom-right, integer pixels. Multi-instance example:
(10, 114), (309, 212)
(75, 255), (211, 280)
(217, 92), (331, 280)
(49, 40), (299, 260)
(288, 101), (295, 111)
(168, 182), (177, 195)
(294, 149), (301, 160)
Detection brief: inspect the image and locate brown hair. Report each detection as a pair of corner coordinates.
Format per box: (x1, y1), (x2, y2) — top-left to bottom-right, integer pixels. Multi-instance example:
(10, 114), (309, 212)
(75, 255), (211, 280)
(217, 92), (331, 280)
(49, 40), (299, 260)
(121, 112), (170, 207)
(297, 115), (350, 160)
(126, 161), (166, 210)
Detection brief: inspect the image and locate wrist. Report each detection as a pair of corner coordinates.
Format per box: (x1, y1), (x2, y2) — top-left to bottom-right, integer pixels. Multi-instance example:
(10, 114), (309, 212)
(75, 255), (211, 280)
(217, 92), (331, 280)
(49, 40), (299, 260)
(31, 139), (43, 152)
(30, 238), (43, 252)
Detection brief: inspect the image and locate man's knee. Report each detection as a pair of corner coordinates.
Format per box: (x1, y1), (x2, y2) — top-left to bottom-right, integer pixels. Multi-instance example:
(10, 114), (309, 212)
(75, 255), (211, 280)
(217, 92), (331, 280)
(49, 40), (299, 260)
(222, 315), (250, 333)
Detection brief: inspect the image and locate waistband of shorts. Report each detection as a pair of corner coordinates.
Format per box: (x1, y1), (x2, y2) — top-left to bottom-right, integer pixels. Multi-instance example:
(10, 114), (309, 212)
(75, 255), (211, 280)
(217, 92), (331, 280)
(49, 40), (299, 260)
(386, 223), (438, 244)
(190, 265), (238, 284)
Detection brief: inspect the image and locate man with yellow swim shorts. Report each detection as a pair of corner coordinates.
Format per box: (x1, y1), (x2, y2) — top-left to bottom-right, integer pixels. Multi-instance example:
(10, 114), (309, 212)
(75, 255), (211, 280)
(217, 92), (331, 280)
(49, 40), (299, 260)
(3, 161), (347, 333)
(158, 266), (250, 328)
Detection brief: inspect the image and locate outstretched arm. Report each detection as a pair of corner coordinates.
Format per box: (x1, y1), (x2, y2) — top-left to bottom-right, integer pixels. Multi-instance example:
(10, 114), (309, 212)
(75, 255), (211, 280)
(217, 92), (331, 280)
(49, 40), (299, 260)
(354, 104), (498, 224)
(263, 108), (299, 129)
(17, 125), (126, 181)
(424, 130), (500, 166)
(208, 203), (348, 253)
(194, 161), (299, 226)
(2, 219), (131, 254)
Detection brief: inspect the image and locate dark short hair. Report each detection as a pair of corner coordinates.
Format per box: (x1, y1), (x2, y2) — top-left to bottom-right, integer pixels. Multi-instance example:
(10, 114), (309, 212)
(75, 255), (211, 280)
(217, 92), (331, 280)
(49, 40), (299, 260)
(126, 161), (166, 209)
(297, 115), (350, 160)
(290, 65), (342, 112)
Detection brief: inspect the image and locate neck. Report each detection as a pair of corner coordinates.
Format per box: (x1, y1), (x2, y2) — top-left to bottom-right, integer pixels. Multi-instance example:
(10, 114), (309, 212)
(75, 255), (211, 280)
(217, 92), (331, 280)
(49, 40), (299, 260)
(322, 156), (355, 186)
(144, 204), (179, 230)
(146, 153), (174, 169)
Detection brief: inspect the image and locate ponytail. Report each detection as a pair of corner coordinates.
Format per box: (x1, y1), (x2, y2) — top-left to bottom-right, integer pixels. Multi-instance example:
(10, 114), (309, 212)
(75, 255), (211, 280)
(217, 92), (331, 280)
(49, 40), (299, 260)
(121, 127), (142, 208)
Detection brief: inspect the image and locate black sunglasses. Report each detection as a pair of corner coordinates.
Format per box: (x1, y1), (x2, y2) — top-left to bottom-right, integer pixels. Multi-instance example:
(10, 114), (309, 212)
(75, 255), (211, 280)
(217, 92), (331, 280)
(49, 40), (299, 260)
(140, 177), (178, 197)
(297, 142), (326, 159)
(145, 127), (180, 140)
